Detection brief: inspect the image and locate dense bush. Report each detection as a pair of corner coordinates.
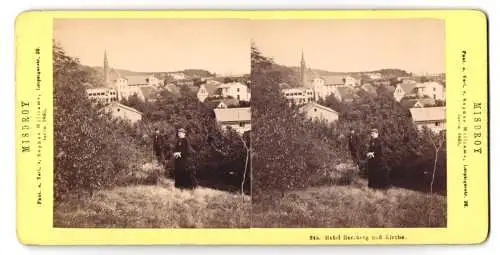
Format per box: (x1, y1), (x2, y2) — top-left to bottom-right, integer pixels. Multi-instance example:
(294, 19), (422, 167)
(53, 43), (149, 202)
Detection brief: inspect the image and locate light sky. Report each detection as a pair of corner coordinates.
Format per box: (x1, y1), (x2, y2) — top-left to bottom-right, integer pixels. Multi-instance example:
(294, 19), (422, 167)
(251, 19), (445, 74)
(54, 19), (251, 75)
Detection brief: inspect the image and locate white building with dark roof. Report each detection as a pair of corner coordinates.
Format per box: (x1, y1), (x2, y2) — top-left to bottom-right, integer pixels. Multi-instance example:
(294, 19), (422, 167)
(394, 80), (445, 102)
(213, 107), (251, 135)
(103, 102), (143, 124)
(197, 81), (222, 102)
(409, 106), (445, 133)
(299, 102), (339, 124)
(310, 75), (359, 101)
(215, 82), (250, 101)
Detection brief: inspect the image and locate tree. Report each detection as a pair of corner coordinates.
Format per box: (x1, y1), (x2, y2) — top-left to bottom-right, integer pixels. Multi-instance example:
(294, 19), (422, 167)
(193, 77), (205, 87)
(322, 94), (346, 114)
(223, 77), (236, 83)
(251, 44), (342, 198)
(435, 100), (445, 107)
(53, 41), (148, 201)
(426, 130), (445, 194)
(377, 68), (410, 78)
(238, 101), (251, 108)
(121, 94), (148, 114)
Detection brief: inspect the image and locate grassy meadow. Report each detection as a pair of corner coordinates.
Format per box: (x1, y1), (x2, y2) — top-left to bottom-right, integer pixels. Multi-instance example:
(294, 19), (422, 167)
(252, 163), (447, 228)
(54, 162), (250, 228)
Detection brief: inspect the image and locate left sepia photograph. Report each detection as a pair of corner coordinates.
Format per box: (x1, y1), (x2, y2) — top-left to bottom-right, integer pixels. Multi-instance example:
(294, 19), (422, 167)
(53, 19), (251, 228)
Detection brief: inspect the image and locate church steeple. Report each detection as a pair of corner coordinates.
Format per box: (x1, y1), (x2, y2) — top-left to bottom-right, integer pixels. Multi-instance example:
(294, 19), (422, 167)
(300, 49), (306, 87)
(103, 50), (109, 86)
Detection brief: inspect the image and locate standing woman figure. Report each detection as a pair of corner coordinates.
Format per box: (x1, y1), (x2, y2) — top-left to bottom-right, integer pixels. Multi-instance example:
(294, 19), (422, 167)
(366, 128), (390, 190)
(173, 128), (198, 190)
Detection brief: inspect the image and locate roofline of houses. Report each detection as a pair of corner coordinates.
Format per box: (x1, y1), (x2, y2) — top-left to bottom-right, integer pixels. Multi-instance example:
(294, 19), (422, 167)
(217, 120), (251, 124)
(107, 102), (143, 115)
(301, 102), (338, 114)
(414, 119), (445, 124)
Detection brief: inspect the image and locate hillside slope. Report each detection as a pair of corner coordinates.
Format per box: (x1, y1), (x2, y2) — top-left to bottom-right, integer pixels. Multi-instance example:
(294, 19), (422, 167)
(54, 163), (250, 228)
(252, 177), (446, 228)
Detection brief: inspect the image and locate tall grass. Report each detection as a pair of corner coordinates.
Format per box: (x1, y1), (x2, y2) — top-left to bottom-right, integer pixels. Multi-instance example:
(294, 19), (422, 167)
(54, 178), (250, 228)
(252, 180), (446, 228)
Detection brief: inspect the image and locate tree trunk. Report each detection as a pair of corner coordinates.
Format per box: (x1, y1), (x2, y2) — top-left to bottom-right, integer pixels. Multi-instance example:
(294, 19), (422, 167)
(430, 150), (438, 194)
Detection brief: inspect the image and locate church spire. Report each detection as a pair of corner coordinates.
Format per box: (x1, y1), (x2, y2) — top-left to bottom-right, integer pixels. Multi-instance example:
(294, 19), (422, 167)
(104, 49), (109, 86)
(300, 49), (306, 87)
(301, 48), (305, 65)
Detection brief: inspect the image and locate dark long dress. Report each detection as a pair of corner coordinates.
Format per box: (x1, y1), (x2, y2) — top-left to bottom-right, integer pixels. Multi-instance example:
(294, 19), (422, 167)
(367, 137), (390, 189)
(174, 137), (197, 189)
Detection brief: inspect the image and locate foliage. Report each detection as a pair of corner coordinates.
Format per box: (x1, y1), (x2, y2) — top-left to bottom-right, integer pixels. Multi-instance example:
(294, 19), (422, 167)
(182, 69), (213, 78)
(318, 94), (347, 114)
(192, 77), (205, 87)
(135, 84), (250, 193)
(251, 44), (344, 198)
(435, 100), (445, 107)
(79, 65), (106, 87)
(53, 42), (149, 202)
(340, 91), (447, 194)
(238, 101), (251, 108)
(120, 93), (149, 115)
(376, 68), (410, 78)
(223, 77), (236, 83)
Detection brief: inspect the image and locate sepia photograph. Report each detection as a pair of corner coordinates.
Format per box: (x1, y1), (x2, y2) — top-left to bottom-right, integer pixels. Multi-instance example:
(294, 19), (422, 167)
(52, 17), (447, 230)
(251, 19), (447, 228)
(53, 19), (251, 228)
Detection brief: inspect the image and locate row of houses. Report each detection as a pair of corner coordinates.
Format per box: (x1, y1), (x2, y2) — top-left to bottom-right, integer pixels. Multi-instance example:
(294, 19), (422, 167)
(85, 51), (252, 136)
(281, 82), (359, 105)
(85, 73), (162, 104)
(88, 86), (252, 136)
(293, 100), (445, 134)
(197, 81), (250, 102)
(281, 50), (446, 133)
(280, 86), (445, 133)
(392, 80), (445, 102)
(284, 79), (445, 106)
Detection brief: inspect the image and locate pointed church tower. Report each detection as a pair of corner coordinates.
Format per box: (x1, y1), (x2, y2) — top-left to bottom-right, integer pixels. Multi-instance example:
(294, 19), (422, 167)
(300, 49), (307, 87)
(103, 50), (109, 86)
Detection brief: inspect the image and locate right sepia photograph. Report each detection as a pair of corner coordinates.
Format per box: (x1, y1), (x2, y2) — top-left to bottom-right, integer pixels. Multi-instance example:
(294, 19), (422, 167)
(250, 19), (446, 228)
